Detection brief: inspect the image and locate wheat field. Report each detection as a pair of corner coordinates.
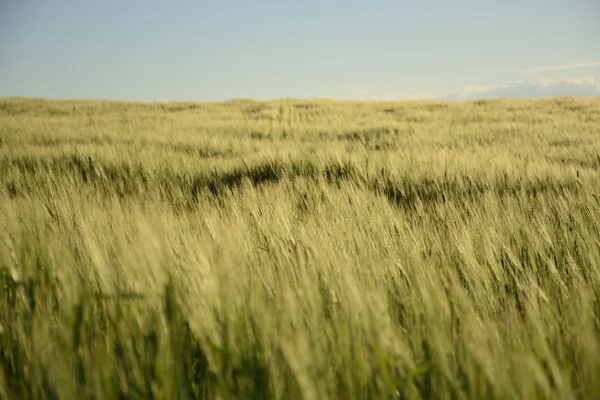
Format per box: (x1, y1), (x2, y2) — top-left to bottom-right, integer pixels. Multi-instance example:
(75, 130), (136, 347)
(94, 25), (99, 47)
(1, 96), (600, 399)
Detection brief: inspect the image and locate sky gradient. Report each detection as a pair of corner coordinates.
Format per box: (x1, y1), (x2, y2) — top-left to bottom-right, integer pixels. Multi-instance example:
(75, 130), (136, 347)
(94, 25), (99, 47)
(1, 0), (599, 101)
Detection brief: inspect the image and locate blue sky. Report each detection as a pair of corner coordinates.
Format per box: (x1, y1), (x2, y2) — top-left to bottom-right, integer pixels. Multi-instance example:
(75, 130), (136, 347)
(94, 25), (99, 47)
(1, 0), (599, 101)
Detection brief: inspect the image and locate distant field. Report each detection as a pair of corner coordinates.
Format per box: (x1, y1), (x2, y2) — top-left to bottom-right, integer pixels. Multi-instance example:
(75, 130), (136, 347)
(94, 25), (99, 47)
(1, 96), (600, 399)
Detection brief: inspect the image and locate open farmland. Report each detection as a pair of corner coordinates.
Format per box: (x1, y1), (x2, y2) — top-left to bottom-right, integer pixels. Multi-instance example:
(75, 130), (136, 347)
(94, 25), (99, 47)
(1, 96), (600, 399)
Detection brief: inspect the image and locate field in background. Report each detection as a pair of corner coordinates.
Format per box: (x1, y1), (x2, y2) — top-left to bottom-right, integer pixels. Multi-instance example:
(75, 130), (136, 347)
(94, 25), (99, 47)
(1, 96), (600, 399)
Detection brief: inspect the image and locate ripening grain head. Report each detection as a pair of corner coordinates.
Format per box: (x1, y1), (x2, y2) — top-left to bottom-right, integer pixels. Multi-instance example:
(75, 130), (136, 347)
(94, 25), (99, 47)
(1, 97), (600, 399)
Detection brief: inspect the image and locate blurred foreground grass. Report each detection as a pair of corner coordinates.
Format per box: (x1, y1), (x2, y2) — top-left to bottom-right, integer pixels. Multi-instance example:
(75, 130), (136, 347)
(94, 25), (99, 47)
(1, 96), (600, 399)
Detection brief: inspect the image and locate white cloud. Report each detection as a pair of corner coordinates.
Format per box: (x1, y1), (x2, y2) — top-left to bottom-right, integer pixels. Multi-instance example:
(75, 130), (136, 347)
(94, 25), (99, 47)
(521, 61), (600, 74)
(339, 76), (599, 102)
(460, 77), (596, 96)
(443, 76), (599, 101)
(459, 81), (525, 98)
(538, 76), (596, 86)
